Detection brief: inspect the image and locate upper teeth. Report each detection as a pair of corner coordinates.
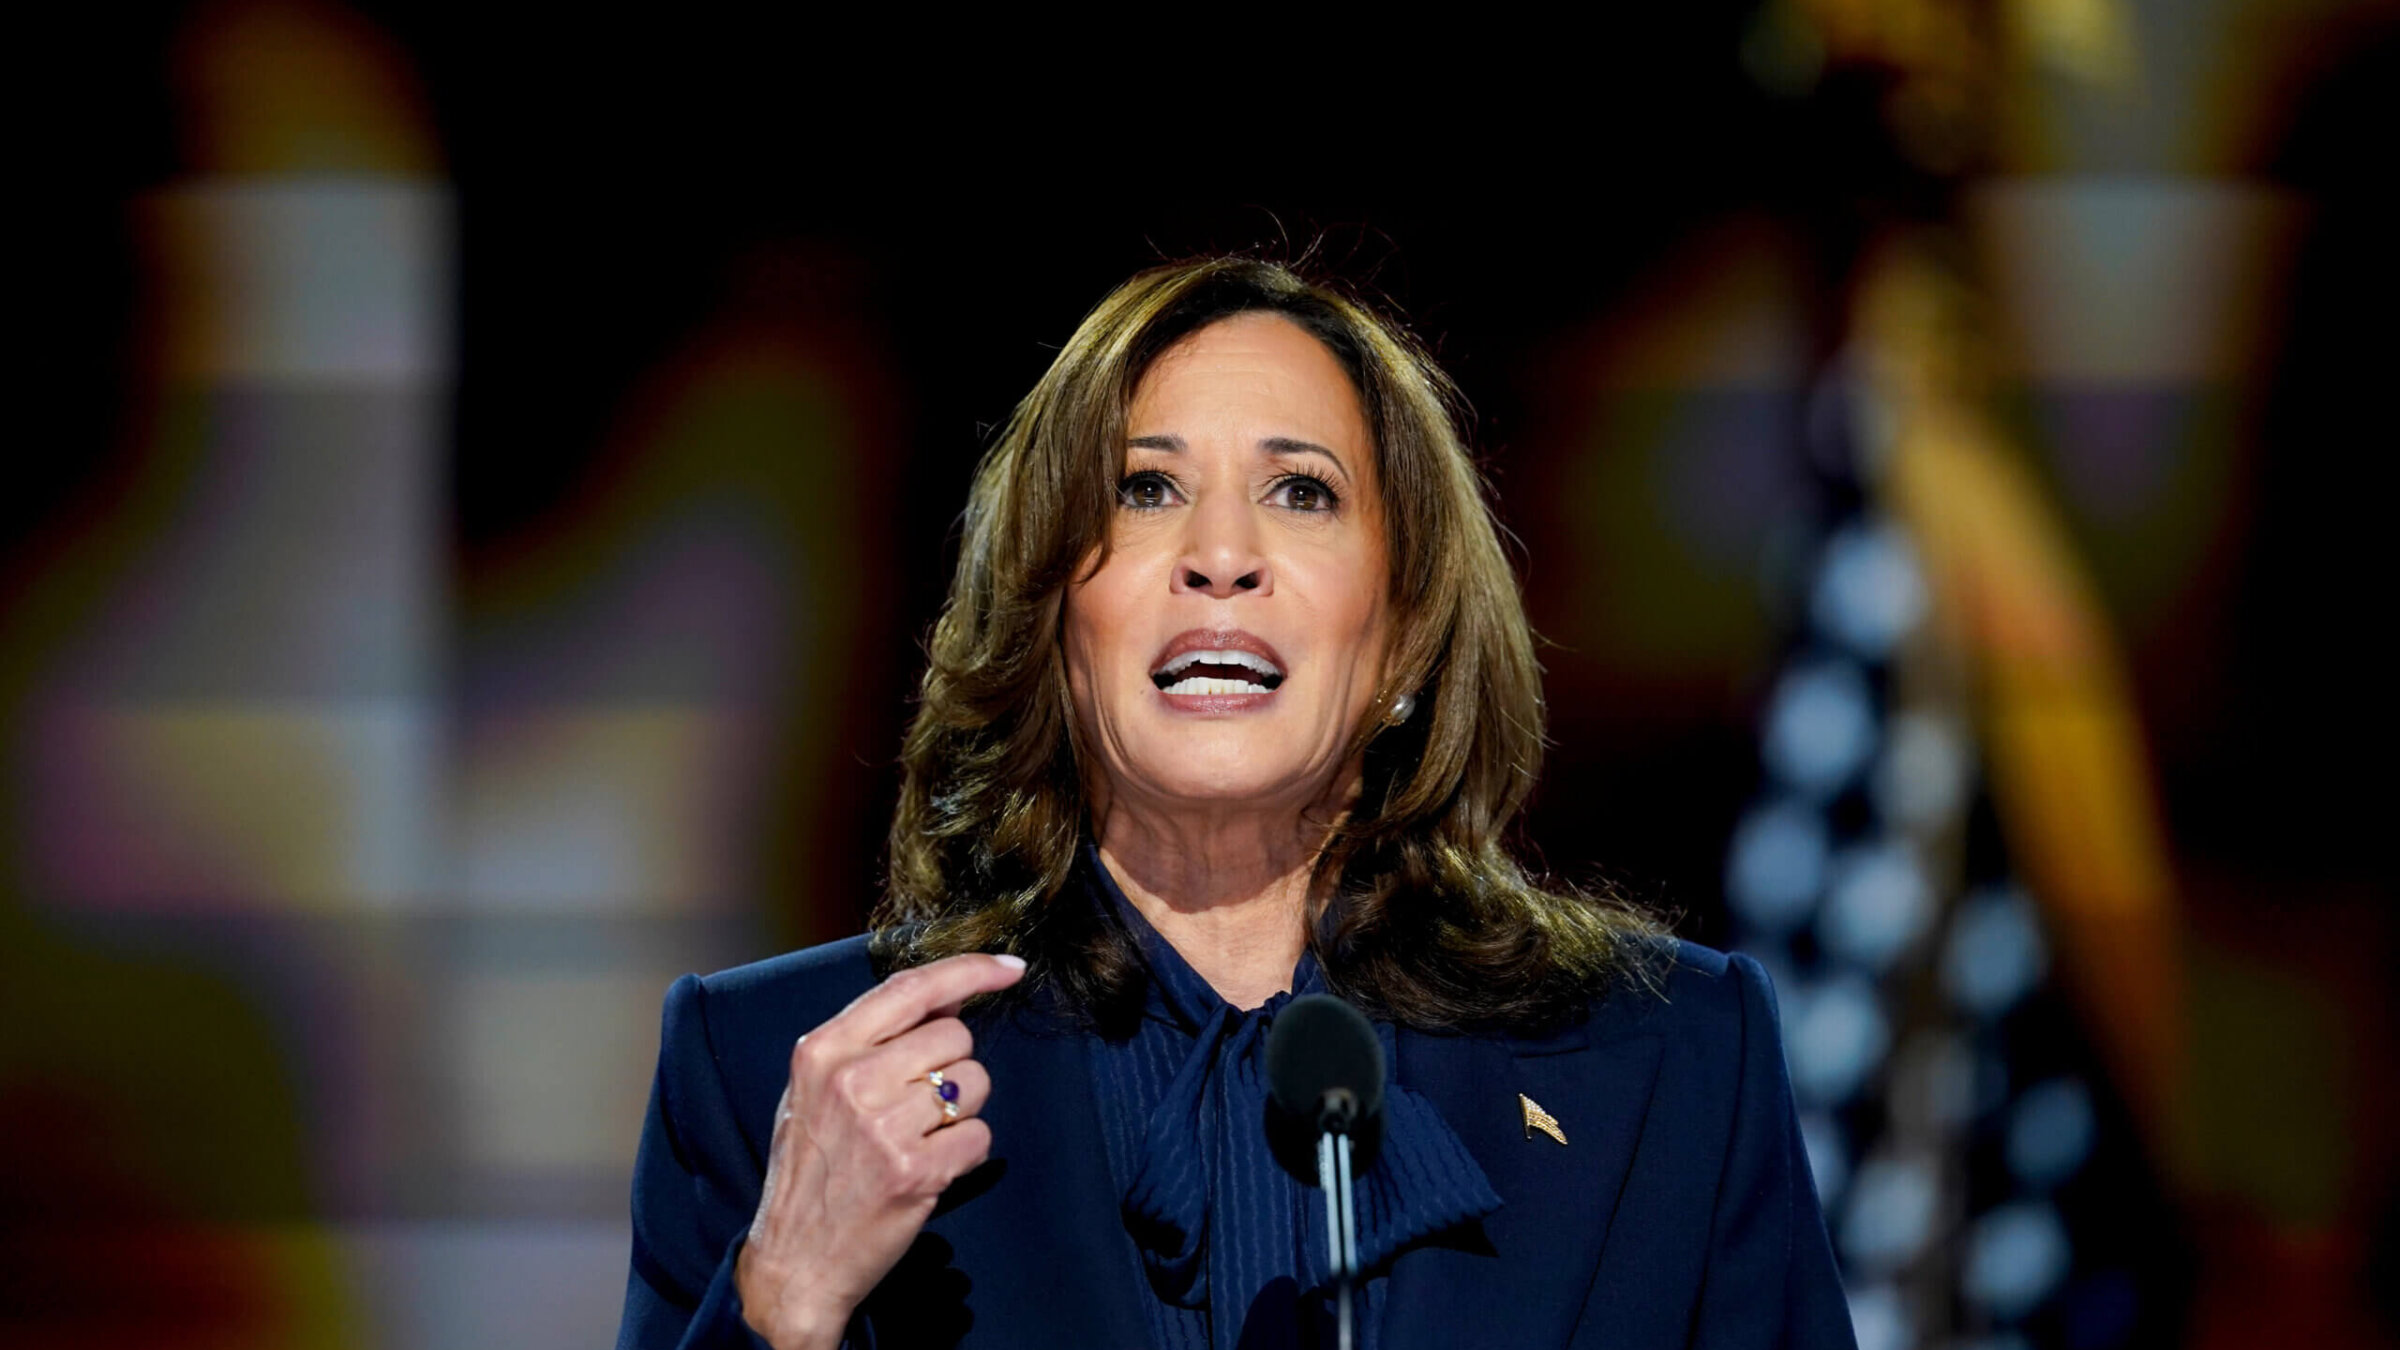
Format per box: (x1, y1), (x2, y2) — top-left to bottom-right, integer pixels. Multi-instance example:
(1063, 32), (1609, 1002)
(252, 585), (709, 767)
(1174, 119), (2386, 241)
(1156, 649), (1283, 679)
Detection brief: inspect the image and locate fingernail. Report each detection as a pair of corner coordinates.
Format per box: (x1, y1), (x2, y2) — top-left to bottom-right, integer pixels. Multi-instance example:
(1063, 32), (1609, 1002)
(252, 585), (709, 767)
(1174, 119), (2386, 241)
(994, 954), (1027, 971)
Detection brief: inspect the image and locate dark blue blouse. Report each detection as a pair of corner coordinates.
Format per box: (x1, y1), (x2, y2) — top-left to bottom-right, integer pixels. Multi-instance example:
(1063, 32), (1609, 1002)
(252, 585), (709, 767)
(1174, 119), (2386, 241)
(1080, 849), (1502, 1350)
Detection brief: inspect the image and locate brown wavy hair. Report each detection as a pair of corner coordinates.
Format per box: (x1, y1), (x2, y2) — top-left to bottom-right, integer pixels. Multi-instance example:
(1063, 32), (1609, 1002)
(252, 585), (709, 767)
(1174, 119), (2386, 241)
(871, 256), (1660, 1031)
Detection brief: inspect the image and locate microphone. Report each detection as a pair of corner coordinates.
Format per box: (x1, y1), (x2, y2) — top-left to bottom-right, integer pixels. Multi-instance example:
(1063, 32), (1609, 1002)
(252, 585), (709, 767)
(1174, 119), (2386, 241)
(1265, 994), (1385, 1350)
(1266, 993), (1386, 1170)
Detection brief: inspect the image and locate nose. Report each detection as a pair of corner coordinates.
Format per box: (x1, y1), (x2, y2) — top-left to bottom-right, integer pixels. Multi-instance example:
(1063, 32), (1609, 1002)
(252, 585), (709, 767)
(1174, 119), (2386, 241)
(1169, 494), (1272, 600)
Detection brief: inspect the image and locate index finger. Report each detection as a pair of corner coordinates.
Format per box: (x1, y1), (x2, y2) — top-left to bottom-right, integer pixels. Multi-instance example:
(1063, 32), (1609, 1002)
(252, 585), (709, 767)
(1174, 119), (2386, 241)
(832, 952), (1027, 1048)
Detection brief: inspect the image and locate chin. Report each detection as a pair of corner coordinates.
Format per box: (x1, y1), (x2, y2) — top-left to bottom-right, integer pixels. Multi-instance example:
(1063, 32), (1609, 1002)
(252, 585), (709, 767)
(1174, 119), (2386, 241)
(1123, 740), (1330, 811)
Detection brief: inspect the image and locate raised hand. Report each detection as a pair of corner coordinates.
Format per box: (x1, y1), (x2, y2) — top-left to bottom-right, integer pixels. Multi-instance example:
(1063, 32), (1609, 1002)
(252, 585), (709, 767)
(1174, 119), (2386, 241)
(733, 952), (1027, 1349)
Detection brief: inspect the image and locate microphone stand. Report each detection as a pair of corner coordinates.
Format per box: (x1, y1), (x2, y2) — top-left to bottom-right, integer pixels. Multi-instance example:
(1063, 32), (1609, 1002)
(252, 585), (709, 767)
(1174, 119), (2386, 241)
(1316, 1122), (1359, 1350)
(1267, 996), (1381, 1350)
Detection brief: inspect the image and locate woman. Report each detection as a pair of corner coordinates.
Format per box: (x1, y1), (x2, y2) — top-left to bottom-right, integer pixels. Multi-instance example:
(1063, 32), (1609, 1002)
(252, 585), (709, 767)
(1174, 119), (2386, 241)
(617, 258), (1853, 1349)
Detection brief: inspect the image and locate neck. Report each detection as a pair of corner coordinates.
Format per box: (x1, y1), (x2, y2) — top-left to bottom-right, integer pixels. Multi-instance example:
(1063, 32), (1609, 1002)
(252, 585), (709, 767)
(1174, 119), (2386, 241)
(1093, 800), (1326, 1011)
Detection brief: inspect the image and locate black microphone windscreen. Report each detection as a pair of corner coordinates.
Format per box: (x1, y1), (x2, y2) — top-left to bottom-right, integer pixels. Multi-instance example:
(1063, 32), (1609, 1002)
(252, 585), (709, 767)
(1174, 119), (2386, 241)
(1266, 994), (1386, 1132)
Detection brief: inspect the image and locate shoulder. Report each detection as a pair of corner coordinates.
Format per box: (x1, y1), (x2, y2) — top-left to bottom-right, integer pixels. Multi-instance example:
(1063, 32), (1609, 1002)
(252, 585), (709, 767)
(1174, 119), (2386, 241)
(693, 932), (882, 1022)
(655, 934), (883, 1086)
(1438, 938), (1793, 1171)
(642, 934), (888, 1152)
(1571, 936), (1781, 1059)
(1417, 937), (1777, 1067)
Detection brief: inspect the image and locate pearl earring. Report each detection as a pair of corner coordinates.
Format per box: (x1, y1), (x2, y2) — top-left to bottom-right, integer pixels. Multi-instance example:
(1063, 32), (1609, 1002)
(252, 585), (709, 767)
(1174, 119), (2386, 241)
(1385, 690), (1417, 726)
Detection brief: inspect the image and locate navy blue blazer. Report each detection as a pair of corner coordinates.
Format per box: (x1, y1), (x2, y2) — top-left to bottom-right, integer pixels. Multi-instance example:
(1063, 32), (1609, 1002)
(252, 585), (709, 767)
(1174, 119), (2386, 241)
(617, 937), (1855, 1349)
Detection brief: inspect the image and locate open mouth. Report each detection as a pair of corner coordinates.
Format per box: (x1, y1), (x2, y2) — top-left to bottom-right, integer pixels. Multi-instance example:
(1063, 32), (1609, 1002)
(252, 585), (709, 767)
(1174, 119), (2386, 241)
(1151, 649), (1286, 696)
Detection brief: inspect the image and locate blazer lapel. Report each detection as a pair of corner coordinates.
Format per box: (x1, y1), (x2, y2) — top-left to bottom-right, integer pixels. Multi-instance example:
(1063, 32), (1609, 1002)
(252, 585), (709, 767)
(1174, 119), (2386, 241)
(903, 1005), (1152, 1350)
(1381, 1024), (1665, 1350)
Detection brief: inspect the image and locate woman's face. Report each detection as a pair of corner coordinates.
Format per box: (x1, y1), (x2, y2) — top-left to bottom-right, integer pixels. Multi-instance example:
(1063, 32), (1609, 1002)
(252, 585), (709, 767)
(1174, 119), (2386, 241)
(1064, 312), (1392, 824)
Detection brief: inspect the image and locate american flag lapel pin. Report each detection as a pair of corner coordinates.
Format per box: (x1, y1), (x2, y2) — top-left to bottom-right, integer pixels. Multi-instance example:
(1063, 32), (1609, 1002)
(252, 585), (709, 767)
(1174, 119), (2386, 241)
(1519, 1092), (1568, 1145)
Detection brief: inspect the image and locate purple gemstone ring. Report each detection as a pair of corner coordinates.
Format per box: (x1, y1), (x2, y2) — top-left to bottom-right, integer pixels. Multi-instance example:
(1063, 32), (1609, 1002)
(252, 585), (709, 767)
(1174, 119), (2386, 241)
(927, 1069), (960, 1123)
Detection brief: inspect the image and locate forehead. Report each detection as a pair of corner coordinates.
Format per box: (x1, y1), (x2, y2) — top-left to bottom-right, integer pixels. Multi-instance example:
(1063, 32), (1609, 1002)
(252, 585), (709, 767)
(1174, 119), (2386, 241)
(1130, 313), (1368, 441)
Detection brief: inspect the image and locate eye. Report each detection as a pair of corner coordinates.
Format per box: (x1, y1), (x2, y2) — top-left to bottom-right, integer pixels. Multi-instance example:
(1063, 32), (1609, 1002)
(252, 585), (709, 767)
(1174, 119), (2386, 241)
(1267, 473), (1341, 513)
(1116, 470), (1182, 511)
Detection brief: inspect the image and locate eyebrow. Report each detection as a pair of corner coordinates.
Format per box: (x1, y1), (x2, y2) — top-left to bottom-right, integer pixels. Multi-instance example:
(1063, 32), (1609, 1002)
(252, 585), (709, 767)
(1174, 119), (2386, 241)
(1125, 434), (1351, 478)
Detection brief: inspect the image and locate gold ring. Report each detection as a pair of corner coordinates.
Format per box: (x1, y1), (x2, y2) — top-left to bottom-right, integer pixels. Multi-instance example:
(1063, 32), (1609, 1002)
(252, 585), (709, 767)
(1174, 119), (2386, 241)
(928, 1069), (960, 1123)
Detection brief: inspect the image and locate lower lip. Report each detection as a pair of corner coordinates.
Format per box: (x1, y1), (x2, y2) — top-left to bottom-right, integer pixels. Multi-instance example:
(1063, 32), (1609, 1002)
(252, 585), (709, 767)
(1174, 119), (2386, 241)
(1156, 686), (1280, 713)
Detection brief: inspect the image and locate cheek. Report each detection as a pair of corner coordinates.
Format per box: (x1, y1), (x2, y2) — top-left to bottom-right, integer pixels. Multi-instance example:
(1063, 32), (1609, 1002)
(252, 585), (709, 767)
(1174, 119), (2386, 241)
(1311, 551), (1392, 671)
(1062, 559), (1141, 694)
(1060, 599), (1100, 704)
(1059, 603), (1106, 753)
